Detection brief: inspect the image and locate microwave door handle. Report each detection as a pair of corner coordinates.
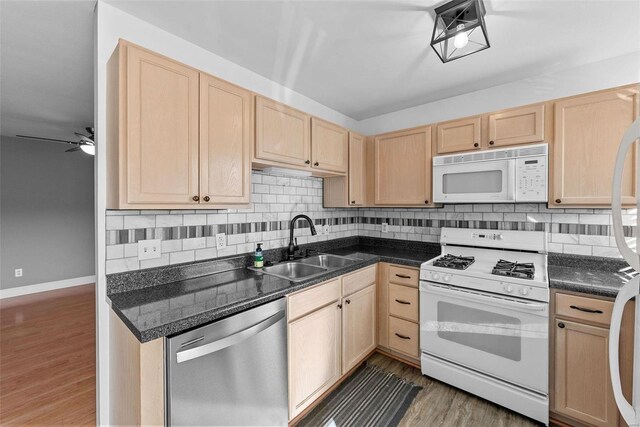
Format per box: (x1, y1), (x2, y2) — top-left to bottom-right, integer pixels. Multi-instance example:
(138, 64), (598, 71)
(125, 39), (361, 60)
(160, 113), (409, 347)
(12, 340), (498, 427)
(507, 160), (516, 202)
(423, 283), (547, 312)
(612, 117), (640, 271)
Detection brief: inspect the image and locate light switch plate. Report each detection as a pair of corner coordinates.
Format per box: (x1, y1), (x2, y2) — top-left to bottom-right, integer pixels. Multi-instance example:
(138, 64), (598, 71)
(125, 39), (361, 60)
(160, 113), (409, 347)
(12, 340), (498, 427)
(381, 222), (389, 233)
(14, 268), (23, 278)
(215, 233), (227, 249)
(138, 239), (161, 260)
(323, 225), (330, 235)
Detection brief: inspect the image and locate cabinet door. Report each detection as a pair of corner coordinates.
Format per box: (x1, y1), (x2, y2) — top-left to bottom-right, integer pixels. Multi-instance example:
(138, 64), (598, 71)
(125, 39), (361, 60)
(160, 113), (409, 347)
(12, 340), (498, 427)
(125, 44), (200, 204)
(436, 116), (482, 154)
(342, 284), (376, 373)
(553, 87), (639, 206)
(288, 302), (341, 419)
(488, 104), (545, 147)
(348, 132), (366, 205)
(255, 96), (310, 167)
(199, 74), (251, 205)
(374, 127), (432, 205)
(555, 319), (618, 427)
(311, 118), (348, 173)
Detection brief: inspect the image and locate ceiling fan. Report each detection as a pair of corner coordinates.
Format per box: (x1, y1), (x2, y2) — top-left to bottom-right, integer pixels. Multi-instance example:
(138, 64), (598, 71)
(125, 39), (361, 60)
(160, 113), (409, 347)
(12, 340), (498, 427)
(16, 127), (95, 155)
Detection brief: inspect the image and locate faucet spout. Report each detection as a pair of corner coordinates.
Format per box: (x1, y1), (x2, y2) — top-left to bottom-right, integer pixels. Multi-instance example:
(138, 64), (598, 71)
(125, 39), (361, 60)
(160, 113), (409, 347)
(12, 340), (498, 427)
(288, 214), (317, 260)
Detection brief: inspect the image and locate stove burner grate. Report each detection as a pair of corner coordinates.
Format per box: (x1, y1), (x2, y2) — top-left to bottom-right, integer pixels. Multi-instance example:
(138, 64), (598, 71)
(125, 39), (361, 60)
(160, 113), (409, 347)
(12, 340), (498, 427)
(433, 254), (475, 270)
(492, 259), (535, 280)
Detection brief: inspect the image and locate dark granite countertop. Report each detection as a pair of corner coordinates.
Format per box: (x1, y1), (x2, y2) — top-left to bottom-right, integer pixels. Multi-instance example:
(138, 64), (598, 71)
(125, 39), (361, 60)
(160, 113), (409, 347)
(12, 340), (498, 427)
(547, 253), (637, 298)
(108, 238), (440, 343)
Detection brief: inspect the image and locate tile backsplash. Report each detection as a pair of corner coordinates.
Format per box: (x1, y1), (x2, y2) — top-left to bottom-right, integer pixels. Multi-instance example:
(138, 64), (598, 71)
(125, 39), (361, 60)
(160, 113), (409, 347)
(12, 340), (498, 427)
(105, 171), (637, 274)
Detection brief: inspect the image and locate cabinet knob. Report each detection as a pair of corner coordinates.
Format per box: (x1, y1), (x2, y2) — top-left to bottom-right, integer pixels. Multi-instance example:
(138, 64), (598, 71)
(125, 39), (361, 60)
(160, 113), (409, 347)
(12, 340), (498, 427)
(192, 195), (200, 202)
(489, 140), (495, 145)
(314, 162), (319, 166)
(555, 199), (561, 204)
(337, 303), (343, 309)
(425, 200), (429, 204)
(351, 200), (356, 204)
(203, 196), (210, 202)
(305, 160), (310, 164)
(473, 142), (479, 148)
(345, 299), (351, 304)
(558, 322), (565, 329)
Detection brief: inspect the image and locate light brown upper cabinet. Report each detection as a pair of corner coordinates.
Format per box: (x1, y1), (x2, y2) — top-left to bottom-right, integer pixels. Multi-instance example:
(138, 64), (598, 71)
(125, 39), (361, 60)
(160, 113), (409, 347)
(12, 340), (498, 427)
(374, 126), (433, 206)
(199, 73), (252, 204)
(551, 86), (639, 207)
(436, 116), (482, 154)
(107, 40), (252, 209)
(311, 118), (348, 173)
(254, 96), (310, 168)
(323, 132), (366, 207)
(488, 104), (545, 147)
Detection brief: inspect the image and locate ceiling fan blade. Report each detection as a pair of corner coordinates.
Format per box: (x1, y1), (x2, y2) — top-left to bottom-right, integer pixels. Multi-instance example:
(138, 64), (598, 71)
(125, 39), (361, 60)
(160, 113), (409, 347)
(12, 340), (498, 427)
(16, 135), (74, 145)
(65, 147), (81, 153)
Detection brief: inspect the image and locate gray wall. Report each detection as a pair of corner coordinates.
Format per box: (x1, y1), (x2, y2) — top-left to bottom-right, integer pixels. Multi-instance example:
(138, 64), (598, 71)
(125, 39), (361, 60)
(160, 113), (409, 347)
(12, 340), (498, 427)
(1, 136), (95, 289)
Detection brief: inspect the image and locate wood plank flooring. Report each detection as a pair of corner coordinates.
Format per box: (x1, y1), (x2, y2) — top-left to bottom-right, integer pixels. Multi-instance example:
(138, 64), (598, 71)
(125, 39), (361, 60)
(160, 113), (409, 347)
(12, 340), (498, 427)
(0, 284), (96, 426)
(367, 353), (543, 427)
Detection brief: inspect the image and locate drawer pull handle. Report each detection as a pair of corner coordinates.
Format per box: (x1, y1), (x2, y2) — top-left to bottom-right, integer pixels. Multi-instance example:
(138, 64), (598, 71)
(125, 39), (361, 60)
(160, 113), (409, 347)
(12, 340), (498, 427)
(395, 299), (411, 305)
(395, 333), (411, 340)
(570, 305), (603, 314)
(395, 274), (411, 279)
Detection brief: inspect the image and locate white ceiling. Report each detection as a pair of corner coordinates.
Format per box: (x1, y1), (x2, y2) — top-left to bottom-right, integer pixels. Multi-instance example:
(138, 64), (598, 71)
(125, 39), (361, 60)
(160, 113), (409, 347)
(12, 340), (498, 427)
(106, 0), (640, 120)
(0, 0), (95, 140)
(1, 1), (639, 141)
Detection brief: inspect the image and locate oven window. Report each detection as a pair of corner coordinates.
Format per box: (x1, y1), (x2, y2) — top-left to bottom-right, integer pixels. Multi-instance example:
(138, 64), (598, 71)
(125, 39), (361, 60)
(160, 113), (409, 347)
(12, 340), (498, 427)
(443, 170), (503, 194)
(437, 301), (521, 361)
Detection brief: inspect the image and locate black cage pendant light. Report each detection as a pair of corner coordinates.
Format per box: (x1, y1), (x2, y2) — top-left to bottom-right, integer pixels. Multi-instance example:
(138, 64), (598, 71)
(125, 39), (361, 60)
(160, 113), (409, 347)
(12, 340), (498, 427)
(431, 0), (490, 63)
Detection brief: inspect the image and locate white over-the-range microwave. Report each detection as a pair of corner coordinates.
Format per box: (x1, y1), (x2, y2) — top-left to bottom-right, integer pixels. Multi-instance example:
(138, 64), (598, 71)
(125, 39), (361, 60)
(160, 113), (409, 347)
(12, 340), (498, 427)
(433, 143), (548, 204)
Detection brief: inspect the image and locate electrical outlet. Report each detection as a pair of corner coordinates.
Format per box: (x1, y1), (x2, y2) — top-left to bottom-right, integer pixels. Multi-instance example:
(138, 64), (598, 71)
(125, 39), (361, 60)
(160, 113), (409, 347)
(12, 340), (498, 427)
(215, 233), (227, 249)
(138, 239), (161, 260)
(381, 222), (389, 233)
(323, 225), (330, 235)
(14, 268), (23, 278)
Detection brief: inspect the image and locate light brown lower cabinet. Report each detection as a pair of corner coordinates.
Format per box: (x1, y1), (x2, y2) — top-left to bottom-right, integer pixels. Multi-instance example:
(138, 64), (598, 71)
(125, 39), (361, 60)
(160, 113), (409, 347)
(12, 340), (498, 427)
(551, 290), (635, 427)
(287, 266), (376, 421)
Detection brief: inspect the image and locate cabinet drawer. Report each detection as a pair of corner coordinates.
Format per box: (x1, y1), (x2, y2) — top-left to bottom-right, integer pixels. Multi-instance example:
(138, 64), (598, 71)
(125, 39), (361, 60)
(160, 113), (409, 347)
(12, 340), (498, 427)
(342, 265), (376, 296)
(388, 284), (419, 322)
(555, 293), (613, 327)
(288, 279), (341, 322)
(388, 317), (419, 358)
(388, 266), (419, 288)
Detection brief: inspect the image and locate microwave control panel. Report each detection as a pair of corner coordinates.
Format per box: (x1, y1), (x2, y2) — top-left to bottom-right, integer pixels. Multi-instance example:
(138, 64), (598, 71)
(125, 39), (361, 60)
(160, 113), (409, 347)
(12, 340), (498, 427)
(515, 156), (547, 202)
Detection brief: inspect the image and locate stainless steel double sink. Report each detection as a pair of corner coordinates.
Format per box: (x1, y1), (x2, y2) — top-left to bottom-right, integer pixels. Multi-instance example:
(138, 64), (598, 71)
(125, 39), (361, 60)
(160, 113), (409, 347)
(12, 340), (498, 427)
(249, 254), (360, 282)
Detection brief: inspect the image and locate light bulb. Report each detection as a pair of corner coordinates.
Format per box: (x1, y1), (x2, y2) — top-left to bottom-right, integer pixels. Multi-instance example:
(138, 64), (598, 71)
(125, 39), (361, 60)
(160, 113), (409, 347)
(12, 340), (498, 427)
(453, 24), (468, 49)
(80, 144), (95, 156)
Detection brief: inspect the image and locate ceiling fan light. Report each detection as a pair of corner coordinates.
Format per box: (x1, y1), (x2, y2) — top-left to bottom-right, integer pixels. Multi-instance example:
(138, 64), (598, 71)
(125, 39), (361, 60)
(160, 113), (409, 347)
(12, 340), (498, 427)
(430, 0), (490, 63)
(80, 144), (95, 156)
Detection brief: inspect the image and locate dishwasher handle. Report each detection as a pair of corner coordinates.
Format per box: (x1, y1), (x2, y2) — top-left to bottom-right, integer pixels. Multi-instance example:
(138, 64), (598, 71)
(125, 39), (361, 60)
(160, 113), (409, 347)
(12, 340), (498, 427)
(176, 309), (286, 364)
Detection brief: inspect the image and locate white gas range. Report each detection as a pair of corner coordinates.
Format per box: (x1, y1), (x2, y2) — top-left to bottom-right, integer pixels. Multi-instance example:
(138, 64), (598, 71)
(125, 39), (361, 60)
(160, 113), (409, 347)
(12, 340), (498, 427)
(420, 227), (549, 425)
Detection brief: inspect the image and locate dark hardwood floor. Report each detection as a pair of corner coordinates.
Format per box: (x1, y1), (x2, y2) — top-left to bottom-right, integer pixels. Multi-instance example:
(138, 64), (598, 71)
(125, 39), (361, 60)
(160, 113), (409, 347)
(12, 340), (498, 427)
(0, 284), (96, 426)
(367, 353), (542, 427)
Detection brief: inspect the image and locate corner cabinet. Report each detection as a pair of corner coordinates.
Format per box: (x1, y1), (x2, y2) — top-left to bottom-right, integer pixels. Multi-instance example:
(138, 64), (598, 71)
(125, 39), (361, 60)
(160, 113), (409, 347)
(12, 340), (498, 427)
(287, 266), (376, 422)
(551, 86), (639, 207)
(374, 126), (433, 206)
(107, 40), (252, 209)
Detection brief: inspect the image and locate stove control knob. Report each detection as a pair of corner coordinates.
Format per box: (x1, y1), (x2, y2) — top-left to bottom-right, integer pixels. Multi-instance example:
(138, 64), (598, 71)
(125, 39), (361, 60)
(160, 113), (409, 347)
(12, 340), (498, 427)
(504, 285), (513, 293)
(443, 275), (451, 283)
(432, 273), (440, 281)
(519, 287), (529, 296)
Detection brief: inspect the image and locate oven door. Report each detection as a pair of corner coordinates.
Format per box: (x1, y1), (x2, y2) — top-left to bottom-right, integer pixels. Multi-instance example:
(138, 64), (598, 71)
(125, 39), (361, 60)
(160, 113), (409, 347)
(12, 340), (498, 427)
(420, 282), (548, 394)
(433, 159), (515, 203)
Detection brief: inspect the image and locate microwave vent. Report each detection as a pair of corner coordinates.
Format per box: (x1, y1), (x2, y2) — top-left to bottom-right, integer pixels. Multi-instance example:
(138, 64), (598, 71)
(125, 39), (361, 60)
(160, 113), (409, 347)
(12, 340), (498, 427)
(433, 143), (547, 166)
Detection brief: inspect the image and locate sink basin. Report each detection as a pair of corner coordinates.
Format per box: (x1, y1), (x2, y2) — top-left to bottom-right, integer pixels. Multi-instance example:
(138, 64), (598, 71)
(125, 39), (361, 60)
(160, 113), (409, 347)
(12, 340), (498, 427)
(299, 254), (358, 269)
(255, 262), (328, 281)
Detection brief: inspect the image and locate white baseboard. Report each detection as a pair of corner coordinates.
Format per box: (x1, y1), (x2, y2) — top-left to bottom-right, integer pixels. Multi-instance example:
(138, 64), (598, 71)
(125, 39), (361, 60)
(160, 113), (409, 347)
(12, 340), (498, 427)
(0, 275), (96, 299)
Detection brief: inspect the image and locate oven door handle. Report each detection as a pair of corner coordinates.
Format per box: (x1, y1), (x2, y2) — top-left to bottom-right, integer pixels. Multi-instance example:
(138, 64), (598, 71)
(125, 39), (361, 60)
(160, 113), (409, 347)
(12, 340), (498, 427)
(422, 283), (547, 312)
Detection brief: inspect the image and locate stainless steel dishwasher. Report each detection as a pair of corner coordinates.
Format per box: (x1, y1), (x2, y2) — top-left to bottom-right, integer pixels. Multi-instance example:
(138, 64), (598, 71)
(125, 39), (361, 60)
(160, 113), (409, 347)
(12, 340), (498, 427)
(166, 298), (288, 426)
